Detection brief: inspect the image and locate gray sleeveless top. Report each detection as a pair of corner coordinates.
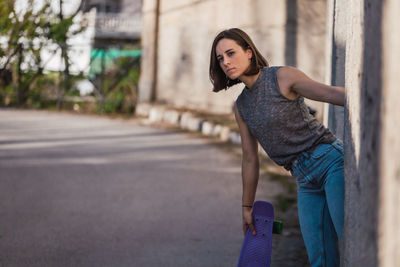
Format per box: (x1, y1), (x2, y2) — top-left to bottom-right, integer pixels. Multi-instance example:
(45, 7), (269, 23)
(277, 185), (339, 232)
(235, 66), (336, 170)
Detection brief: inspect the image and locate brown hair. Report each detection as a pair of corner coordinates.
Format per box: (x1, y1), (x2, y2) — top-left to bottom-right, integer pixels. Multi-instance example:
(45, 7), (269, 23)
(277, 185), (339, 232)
(209, 28), (269, 92)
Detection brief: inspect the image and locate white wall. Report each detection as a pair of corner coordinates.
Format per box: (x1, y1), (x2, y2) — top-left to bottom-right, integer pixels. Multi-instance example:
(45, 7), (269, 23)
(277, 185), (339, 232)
(140, 0), (328, 116)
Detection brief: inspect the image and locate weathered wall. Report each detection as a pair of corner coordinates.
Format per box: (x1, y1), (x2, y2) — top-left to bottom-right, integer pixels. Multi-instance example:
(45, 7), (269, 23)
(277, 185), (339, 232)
(139, 0), (328, 115)
(156, 0), (287, 113)
(324, 0), (345, 139)
(341, 0), (400, 265)
(297, 0), (327, 122)
(378, 0), (400, 265)
(342, 0), (378, 264)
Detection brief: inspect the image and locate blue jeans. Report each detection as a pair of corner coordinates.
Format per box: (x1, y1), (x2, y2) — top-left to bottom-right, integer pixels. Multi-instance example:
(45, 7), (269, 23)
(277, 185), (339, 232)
(290, 139), (344, 267)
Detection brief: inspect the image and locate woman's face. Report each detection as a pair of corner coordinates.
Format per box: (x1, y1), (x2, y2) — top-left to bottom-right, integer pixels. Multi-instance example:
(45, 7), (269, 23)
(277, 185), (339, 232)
(215, 38), (252, 80)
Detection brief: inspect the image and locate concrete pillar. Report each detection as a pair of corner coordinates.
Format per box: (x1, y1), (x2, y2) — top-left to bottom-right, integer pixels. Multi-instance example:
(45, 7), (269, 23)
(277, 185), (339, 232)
(342, 1), (378, 265)
(342, 0), (381, 264)
(324, 0), (346, 140)
(341, 0), (400, 265)
(138, 0), (160, 103)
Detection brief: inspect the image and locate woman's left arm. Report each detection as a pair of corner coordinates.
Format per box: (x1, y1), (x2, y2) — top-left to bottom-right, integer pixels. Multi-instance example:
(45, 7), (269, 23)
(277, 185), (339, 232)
(280, 66), (345, 106)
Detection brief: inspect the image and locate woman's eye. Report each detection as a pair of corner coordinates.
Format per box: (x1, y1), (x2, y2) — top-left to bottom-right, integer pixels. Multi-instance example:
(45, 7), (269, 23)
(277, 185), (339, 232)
(228, 51), (234, 56)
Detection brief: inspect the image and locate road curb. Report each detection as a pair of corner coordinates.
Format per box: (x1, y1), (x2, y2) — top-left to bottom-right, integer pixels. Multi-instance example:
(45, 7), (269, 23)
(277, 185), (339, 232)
(136, 102), (241, 145)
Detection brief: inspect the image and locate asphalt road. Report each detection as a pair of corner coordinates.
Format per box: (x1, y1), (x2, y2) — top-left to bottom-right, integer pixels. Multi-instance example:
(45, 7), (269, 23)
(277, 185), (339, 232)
(0, 109), (250, 267)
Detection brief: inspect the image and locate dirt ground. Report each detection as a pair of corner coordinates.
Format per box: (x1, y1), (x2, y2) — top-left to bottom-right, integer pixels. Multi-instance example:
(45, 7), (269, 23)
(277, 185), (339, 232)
(214, 141), (310, 266)
(146, 121), (310, 266)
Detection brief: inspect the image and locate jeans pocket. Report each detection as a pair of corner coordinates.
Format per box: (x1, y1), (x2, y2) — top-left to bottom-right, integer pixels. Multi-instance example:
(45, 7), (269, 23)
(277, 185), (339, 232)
(296, 154), (329, 187)
(291, 159), (312, 185)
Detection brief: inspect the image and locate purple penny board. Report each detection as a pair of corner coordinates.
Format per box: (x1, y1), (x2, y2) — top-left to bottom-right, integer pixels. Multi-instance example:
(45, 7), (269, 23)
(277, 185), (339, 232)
(237, 201), (274, 267)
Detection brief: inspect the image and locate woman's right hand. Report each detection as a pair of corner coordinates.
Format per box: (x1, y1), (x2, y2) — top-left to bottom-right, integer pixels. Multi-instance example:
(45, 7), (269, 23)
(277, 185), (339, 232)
(242, 207), (257, 236)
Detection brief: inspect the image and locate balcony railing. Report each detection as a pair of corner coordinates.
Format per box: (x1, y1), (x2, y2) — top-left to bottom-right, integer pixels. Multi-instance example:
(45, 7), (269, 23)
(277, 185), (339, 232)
(94, 13), (141, 39)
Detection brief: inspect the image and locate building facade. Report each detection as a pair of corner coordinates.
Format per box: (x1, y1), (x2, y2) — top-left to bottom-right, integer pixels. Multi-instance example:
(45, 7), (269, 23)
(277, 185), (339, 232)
(139, 0), (327, 118)
(83, 0), (142, 48)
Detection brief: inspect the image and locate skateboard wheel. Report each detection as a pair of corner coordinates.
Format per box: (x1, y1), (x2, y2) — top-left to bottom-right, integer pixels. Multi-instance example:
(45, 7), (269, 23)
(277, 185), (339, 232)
(273, 220), (283, 235)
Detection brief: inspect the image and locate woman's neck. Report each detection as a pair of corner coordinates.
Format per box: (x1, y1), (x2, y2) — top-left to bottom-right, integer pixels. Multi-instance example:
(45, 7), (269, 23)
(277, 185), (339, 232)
(240, 71), (261, 89)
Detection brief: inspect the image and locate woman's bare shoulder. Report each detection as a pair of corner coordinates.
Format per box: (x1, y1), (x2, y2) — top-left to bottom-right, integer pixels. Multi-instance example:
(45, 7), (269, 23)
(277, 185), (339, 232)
(275, 66), (301, 100)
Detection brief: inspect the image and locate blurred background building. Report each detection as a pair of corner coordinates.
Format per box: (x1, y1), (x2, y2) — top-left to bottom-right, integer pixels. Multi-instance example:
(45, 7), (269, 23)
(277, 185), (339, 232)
(0, 0), (142, 111)
(80, 0), (142, 92)
(139, 0), (328, 121)
(4, 0), (142, 81)
(82, 0), (142, 47)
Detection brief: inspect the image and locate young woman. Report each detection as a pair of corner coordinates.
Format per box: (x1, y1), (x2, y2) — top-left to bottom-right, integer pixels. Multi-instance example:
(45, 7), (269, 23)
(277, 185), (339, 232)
(209, 28), (345, 266)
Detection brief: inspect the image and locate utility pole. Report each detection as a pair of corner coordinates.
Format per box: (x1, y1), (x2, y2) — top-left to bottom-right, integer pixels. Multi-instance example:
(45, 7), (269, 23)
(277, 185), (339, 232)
(151, 0), (160, 102)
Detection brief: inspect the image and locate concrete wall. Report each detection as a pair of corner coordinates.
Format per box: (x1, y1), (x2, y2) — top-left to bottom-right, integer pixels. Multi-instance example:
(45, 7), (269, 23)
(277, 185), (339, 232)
(342, 0), (377, 264)
(379, 0), (400, 264)
(139, 0), (328, 115)
(323, 0), (345, 139)
(297, 0), (327, 122)
(156, 0), (287, 114)
(340, 0), (400, 265)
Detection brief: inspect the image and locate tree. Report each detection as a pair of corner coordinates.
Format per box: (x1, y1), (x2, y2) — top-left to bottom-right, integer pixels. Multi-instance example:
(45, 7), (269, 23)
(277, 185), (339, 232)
(0, 0), (52, 105)
(0, 0), (87, 107)
(88, 48), (141, 114)
(46, 0), (87, 109)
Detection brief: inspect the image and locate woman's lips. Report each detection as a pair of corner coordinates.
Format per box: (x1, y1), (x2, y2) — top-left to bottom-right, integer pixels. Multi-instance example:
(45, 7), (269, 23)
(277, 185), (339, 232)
(227, 68), (235, 73)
